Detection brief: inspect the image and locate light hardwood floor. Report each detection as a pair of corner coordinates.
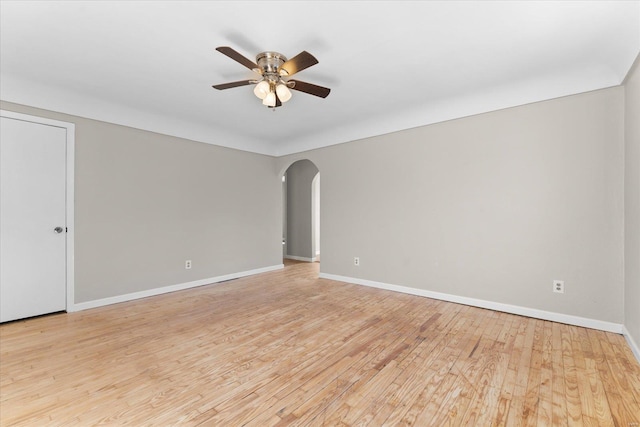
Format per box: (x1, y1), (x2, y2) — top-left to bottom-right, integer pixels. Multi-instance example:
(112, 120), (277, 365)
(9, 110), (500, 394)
(1, 260), (639, 426)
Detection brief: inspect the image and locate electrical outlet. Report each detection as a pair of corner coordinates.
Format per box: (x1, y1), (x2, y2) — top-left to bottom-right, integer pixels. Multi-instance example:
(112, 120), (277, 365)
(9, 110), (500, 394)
(354, 257), (360, 266)
(553, 280), (564, 294)
(185, 260), (192, 270)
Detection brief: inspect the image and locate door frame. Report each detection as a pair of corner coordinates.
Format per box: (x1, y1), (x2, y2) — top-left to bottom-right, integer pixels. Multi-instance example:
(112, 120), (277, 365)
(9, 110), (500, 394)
(1, 109), (75, 312)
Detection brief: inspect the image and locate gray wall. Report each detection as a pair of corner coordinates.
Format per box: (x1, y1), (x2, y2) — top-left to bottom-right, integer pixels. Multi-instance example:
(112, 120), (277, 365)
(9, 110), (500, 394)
(2, 82), (632, 329)
(0, 101), (282, 303)
(278, 87), (625, 324)
(285, 159), (319, 260)
(625, 56), (640, 345)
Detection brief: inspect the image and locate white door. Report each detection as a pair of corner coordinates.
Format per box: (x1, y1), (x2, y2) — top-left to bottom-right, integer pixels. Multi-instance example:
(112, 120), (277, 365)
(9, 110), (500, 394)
(1, 117), (67, 322)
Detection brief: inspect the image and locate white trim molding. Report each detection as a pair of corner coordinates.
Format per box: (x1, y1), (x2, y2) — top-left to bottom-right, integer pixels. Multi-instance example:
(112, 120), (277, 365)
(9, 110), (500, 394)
(622, 326), (640, 363)
(0, 109), (76, 315)
(69, 264), (284, 312)
(319, 272), (625, 334)
(285, 255), (317, 262)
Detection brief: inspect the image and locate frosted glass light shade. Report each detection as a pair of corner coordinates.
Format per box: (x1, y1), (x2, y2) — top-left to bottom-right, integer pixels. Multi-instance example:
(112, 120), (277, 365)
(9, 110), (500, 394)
(253, 81), (270, 99)
(276, 84), (292, 102)
(263, 91), (276, 107)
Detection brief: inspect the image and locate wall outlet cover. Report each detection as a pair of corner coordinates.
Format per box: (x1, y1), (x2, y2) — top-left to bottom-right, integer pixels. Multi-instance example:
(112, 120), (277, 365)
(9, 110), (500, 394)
(553, 280), (564, 293)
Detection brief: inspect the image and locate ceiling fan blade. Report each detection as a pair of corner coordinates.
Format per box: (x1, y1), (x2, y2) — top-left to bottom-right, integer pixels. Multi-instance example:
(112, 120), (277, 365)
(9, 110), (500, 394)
(289, 80), (331, 98)
(275, 92), (282, 108)
(279, 51), (318, 76)
(216, 46), (259, 71)
(212, 80), (254, 90)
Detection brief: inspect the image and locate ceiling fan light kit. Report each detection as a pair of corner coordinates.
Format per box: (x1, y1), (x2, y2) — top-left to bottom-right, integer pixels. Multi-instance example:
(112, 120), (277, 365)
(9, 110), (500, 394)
(253, 81), (270, 100)
(275, 84), (292, 103)
(212, 46), (330, 109)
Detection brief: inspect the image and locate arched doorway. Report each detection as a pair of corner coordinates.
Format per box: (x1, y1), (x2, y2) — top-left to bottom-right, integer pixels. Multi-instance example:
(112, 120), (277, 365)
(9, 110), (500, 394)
(282, 160), (320, 263)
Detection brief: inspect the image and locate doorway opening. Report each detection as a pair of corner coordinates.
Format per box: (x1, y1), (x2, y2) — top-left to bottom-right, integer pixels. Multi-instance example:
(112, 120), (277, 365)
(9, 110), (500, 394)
(282, 160), (320, 265)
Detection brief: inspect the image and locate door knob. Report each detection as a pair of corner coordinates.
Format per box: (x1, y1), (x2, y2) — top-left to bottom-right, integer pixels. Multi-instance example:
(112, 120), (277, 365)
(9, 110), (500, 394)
(54, 227), (64, 234)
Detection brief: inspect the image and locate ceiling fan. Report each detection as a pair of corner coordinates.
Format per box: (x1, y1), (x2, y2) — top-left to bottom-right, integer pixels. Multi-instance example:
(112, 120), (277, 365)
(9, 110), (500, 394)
(212, 46), (331, 108)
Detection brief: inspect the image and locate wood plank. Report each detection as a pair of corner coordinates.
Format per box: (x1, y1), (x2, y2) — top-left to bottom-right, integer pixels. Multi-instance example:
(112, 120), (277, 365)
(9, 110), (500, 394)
(495, 315), (527, 426)
(504, 316), (538, 426)
(590, 329), (640, 426)
(561, 322), (585, 426)
(550, 321), (568, 426)
(536, 320), (554, 426)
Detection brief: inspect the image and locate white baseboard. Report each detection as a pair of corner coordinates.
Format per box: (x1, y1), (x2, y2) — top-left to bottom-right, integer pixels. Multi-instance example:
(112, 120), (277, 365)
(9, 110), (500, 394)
(69, 264), (284, 312)
(622, 326), (640, 364)
(285, 255), (317, 262)
(318, 273), (624, 334)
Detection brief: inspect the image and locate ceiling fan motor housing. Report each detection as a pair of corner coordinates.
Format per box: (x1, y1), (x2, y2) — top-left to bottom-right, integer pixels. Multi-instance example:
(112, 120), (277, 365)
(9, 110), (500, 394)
(256, 52), (287, 77)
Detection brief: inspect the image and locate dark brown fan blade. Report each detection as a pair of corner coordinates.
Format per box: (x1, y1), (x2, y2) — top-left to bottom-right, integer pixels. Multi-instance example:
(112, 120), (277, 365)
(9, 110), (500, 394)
(216, 46), (258, 71)
(289, 80), (331, 98)
(275, 92), (282, 107)
(279, 51), (318, 76)
(212, 80), (254, 90)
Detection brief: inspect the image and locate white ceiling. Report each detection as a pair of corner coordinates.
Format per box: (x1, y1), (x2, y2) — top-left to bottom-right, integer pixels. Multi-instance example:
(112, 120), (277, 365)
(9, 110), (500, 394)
(1, 1), (639, 156)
